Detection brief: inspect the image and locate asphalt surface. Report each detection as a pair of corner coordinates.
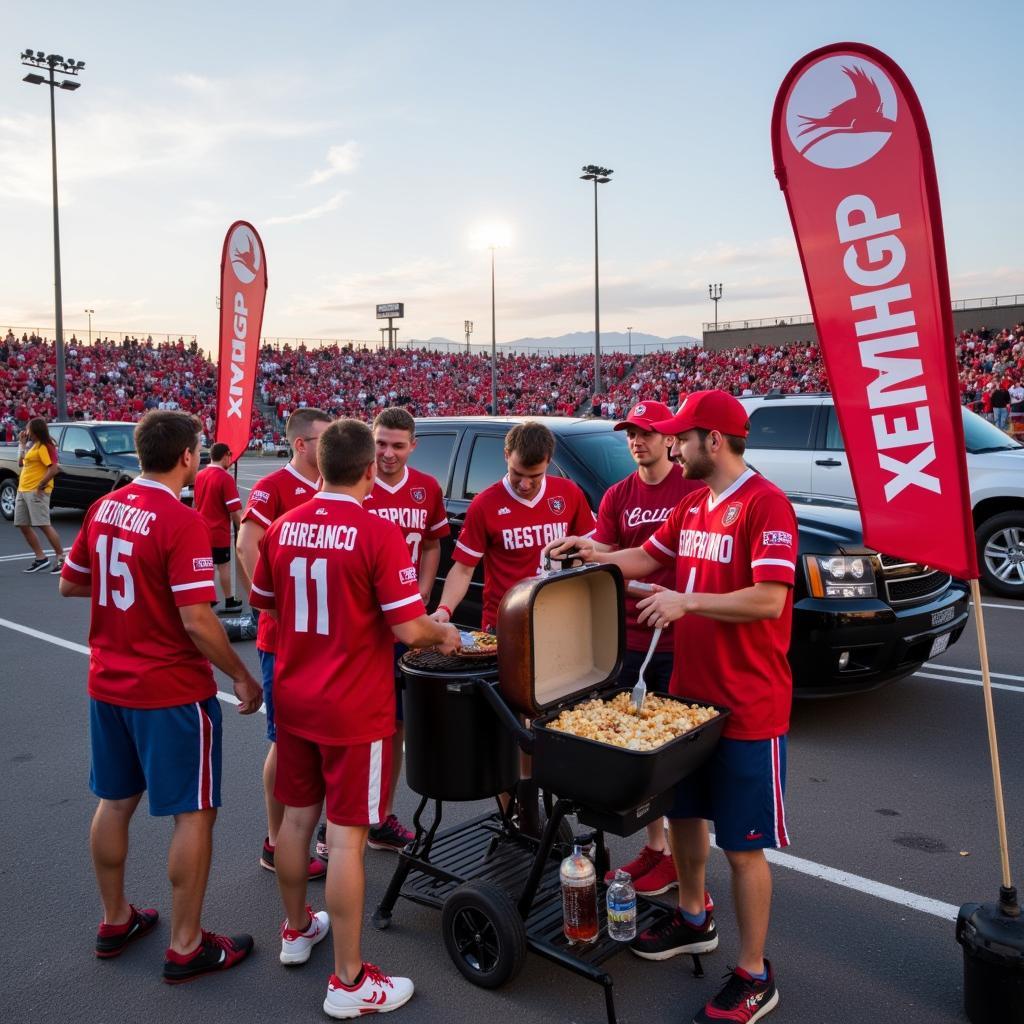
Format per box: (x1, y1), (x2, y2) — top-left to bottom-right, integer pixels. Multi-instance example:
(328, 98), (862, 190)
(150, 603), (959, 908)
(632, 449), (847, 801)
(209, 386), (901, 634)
(2, 458), (1023, 1024)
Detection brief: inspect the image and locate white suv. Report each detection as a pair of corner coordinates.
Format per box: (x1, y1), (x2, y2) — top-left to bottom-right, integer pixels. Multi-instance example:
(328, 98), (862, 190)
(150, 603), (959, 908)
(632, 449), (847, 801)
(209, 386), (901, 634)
(736, 394), (1024, 598)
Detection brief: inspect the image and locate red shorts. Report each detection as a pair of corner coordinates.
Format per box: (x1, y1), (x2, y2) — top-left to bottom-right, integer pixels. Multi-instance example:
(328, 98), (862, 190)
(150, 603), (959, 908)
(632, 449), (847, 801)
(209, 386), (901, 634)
(274, 727), (391, 827)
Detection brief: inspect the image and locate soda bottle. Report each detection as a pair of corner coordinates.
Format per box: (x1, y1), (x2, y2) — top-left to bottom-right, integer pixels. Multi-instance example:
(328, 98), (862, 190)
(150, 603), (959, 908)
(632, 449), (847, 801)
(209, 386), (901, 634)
(606, 869), (637, 941)
(560, 842), (599, 944)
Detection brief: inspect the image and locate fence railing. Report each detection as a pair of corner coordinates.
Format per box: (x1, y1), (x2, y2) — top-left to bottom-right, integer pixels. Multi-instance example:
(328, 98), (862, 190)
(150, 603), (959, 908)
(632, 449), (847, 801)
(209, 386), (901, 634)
(950, 294), (1024, 311)
(5, 326), (198, 347)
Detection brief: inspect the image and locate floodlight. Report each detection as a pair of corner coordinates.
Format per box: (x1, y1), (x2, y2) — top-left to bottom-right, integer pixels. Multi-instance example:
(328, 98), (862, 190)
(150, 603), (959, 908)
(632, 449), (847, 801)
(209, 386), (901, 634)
(23, 73), (45, 85)
(59, 80), (80, 90)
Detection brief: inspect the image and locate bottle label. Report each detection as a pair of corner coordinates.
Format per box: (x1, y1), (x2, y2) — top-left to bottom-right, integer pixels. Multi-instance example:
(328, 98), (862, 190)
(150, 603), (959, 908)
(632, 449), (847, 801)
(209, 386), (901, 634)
(607, 897), (637, 924)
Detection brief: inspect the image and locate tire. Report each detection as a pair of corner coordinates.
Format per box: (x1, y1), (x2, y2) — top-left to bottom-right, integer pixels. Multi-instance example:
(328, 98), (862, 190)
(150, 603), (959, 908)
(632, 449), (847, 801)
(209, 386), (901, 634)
(0, 477), (16, 522)
(977, 511), (1024, 598)
(441, 880), (527, 989)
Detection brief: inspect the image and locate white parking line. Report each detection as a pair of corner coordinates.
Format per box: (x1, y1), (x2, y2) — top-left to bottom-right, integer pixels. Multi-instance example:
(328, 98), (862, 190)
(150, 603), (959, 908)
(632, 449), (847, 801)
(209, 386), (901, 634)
(977, 602), (1024, 612)
(0, 549), (57, 563)
(0, 616), (265, 714)
(915, 671), (1024, 696)
(925, 662), (1024, 683)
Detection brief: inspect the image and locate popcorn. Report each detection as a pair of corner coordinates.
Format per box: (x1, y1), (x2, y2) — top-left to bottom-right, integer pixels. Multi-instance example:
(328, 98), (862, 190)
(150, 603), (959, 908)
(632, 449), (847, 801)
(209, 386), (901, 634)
(547, 693), (717, 751)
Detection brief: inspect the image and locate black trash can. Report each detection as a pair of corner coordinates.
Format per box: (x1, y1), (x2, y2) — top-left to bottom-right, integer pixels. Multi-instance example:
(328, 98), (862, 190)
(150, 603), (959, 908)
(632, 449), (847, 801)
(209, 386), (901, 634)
(956, 901), (1024, 1023)
(401, 650), (518, 802)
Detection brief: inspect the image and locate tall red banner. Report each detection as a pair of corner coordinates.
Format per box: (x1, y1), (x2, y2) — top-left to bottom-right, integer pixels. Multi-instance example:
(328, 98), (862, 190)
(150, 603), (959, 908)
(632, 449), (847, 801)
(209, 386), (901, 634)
(771, 43), (977, 579)
(215, 221), (267, 465)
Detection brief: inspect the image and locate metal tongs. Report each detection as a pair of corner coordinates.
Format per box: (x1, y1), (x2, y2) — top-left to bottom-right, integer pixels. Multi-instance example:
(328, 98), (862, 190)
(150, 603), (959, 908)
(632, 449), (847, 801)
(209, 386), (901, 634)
(630, 625), (662, 713)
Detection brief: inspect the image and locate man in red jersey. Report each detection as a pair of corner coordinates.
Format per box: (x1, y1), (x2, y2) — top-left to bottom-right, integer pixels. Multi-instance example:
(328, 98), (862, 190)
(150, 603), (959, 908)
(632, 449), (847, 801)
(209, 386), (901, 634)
(549, 390), (797, 1024)
(237, 407), (331, 878)
(593, 401), (703, 898)
(361, 407), (450, 851)
(193, 442), (246, 612)
(250, 419), (460, 1019)
(59, 411), (262, 983)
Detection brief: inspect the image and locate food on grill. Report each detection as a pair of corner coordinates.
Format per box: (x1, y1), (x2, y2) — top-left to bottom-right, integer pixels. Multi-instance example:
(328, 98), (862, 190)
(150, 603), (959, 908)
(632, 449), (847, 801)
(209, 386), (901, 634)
(548, 693), (718, 751)
(457, 630), (499, 656)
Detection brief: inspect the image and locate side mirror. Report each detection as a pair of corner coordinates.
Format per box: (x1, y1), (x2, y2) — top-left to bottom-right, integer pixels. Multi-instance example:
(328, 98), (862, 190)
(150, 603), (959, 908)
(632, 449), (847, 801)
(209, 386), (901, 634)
(74, 448), (102, 462)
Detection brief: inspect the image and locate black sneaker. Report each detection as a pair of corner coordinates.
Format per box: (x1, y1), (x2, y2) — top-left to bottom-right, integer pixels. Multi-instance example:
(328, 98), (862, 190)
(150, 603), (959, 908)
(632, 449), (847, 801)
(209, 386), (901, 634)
(367, 814), (414, 852)
(95, 904), (159, 959)
(50, 557), (65, 575)
(315, 822), (329, 862)
(218, 597), (243, 615)
(162, 930), (254, 984)
(693, 961), (779, 1024)
(24, 558), (50, 574)
(260, 836), (327, 879)
(631, 907), (718, 960)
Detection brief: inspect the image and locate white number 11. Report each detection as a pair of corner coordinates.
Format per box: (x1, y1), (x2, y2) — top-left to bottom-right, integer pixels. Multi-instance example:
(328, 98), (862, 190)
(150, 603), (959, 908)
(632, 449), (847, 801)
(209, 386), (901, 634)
(289, 556), (329, 635)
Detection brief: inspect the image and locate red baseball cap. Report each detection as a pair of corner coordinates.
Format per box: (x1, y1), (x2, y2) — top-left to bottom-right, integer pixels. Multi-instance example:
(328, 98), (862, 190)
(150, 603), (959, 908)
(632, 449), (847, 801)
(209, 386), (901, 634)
(613, 400), (674, 432)
(651, 390), (750, 438)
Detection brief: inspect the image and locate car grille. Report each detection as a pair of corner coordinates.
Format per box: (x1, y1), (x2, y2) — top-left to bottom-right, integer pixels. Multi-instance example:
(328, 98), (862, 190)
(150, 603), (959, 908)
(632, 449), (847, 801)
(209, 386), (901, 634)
(877, 556), (951, 606)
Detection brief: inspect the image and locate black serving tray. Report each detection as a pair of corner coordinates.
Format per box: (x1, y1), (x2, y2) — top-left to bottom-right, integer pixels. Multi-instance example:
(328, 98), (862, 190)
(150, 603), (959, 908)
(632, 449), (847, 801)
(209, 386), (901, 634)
(531, 688), (730, 813)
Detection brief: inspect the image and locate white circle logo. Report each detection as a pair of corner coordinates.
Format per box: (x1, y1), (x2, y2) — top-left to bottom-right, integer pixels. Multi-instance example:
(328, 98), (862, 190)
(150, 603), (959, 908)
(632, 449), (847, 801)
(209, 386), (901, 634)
(228, 224), (261, 284)
(633, 404), (646, 417)
(786, 56), (897, 169)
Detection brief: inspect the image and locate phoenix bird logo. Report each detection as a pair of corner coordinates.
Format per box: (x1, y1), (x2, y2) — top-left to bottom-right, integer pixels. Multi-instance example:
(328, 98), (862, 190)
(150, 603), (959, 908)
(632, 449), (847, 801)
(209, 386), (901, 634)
(797, 65), (895, 154)
(232, 235), (258, 277)
(228, 224), (261, 284)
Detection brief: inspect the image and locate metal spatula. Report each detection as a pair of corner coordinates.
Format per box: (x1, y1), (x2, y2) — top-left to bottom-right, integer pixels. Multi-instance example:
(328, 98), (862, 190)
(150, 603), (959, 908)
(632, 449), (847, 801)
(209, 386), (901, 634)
(630, 627), (662, 713)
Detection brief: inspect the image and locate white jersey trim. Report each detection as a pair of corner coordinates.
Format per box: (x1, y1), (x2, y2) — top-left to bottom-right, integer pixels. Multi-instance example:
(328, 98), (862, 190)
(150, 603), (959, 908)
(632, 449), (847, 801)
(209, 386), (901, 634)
(368, 740), (384, 826)
(430, 518), (449, 532)
(315, 492), (361, 506)
(133, 477), (178, 499)
(752, 558), (796, 569)
(649, 535), (675, 558)
(373, 467), (409, 495)
(502, 474), (548, 509)
(284, 462), (320, 490)
(64, 556), (90, 575)
(380, 593), (421, 612)
(250, 583), (275, 598)
(706, 468), (757, 512)
(171, 580), (216, 593)
(246, 506), (273, 527)
(225, 497), (241, 507)
(455, 539), (483, 558)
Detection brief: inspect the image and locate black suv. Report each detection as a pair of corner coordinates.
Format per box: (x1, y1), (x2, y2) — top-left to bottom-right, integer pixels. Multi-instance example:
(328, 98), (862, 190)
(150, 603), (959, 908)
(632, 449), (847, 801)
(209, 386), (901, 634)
(410, 416), (970, 697)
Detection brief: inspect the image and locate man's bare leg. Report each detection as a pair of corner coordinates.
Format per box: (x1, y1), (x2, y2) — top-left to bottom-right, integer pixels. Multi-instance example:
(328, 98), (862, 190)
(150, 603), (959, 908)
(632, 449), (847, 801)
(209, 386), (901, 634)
(19, 525), (43, 558)
(264, 743), (285, 846)
(668, 817), (710, 916)
(276, 802), (321, 929)
(91, 794), (143, 925)
(167, 808), (217, 954)
(325, 822), (370, 984)
(724, 848), (772, 976)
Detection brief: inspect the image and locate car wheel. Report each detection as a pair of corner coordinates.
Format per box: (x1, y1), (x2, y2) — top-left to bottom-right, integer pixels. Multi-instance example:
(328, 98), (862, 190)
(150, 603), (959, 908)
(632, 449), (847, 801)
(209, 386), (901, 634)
(441, 880), (527, 989)
(0, 477), (16, 521)
(977, 511), (1024, 598)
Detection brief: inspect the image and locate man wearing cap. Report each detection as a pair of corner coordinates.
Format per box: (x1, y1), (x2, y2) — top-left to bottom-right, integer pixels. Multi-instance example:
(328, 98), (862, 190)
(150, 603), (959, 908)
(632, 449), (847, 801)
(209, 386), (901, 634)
(548, 389), (797, 1024)
(592, 401), (702, 898)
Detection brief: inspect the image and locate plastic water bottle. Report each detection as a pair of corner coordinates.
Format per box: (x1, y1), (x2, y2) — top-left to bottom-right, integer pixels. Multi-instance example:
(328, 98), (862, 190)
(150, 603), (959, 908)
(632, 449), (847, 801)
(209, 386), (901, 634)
(606, 869), (637, 941)
(560, 842), (599, 944)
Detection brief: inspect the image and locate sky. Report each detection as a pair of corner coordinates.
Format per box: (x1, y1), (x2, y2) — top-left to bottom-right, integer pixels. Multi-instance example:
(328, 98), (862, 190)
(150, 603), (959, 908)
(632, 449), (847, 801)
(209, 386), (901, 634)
(3, 0), (1021, 352)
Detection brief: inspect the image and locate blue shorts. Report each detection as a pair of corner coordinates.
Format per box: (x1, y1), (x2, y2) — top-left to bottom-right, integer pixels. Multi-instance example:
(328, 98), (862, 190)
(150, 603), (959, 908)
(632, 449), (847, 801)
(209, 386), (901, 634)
(90, 697), (222, 817)
(669, 735), (790, 851)
(394, 643), (408, 723)
(259, 649), (276, 741)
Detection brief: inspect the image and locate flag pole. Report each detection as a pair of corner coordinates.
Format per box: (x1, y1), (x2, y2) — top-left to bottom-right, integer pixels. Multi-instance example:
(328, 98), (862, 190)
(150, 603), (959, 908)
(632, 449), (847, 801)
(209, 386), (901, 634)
(970, 577), (1018, 914)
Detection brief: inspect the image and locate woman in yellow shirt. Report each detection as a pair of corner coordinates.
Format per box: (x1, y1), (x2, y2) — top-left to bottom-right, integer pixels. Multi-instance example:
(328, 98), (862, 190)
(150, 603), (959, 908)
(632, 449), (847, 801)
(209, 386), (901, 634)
(16, 418), (65, 574)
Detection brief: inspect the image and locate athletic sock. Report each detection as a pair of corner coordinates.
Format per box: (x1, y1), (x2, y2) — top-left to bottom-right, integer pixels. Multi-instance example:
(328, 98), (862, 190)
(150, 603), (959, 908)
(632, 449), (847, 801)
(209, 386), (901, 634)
(681, 907), (707, 927)
(749, 966), (768, 981)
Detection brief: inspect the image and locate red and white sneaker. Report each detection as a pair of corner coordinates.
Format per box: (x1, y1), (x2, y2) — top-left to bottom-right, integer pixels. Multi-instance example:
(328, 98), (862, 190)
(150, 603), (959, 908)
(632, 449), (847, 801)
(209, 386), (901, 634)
(603, 845), (667, 884)
(280, 906), (330, 965)
(95, 904), (159, 958)
(633, 851), (679, 895)
(323, 962), (414, 1018)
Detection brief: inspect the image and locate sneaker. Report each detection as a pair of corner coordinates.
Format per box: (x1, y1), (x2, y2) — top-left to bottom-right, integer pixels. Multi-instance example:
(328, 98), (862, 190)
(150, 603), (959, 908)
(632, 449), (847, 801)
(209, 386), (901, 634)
(260, 837), (327, 879)
(162, 930), (254, 984)
(631, 906), (718, 961)
(633, 852), (679, 896)
(603, 844), (666, 884)
(217, 597), (243, 615)
(323, 963), (414, 1019)
(693, 961), (779, 1024)
(280, 906), (330, 965)
(24, 558), (50, 573)
(50, 557), (65, 575)
(95, 904), (159, 959)
(315, 822), (329, 862)
(367, 815), (414, 852)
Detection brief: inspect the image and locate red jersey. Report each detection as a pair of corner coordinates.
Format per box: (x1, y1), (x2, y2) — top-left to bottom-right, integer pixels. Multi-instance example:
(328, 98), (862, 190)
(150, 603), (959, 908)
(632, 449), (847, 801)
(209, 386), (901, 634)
(193, 464), (241, 547)
(242, 462), (318, 652)
(642, 469), (798, 740)
(61, 477), (218, 709)
(249, 493), (426, 745)
(454, 475), (596, 630)
(593, 464), (703, 652)
(363, 465), (450, 566)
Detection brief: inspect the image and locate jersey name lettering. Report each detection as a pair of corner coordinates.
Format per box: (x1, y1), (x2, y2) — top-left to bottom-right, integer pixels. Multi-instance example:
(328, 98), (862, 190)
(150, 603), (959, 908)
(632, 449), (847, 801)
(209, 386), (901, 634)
(279, 520), (358, 551)
(367, 506), (428, 531)
(625, 505), (674, 528)
(678, 528), (734, 564)
(501, 522), (567, 550)
(94, 498), (157, 536)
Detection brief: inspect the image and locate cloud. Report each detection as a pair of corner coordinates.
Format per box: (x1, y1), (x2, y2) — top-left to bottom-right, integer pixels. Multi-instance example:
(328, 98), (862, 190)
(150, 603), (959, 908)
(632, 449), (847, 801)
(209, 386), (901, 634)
(307, 142), (362, 185)
(266, 191), (349, 225)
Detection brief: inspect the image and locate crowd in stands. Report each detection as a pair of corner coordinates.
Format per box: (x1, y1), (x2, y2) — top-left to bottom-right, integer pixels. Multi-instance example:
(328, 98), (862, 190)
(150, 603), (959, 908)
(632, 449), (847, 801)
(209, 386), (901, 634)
(3, 323), (1022, 445)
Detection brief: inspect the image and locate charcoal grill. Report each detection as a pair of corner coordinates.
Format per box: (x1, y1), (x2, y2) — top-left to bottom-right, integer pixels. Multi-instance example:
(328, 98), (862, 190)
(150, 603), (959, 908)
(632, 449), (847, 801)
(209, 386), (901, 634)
(374, 564), (729, 1024)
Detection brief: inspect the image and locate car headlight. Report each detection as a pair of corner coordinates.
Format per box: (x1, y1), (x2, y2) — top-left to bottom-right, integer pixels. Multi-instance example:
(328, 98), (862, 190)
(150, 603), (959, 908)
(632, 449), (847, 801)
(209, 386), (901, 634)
(804, 555), (877, 599)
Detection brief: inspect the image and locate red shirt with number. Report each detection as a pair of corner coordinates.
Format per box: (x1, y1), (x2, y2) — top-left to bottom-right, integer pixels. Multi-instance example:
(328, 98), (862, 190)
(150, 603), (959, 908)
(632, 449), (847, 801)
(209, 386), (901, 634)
(593, 464), (703, 653)
(242, 463), (318, 653)
(642, 469), (798, 740)
(249, 493), (426, 745)
(363, 465), (450, 566)
(60, 477), (218, 709)
(193, 464), (242, 547)
(453, 475), (596, 631)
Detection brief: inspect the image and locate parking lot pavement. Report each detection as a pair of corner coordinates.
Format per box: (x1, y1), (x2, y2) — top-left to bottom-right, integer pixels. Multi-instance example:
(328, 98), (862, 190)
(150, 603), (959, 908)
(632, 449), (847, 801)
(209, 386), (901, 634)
(2, 508), (1022, 1024)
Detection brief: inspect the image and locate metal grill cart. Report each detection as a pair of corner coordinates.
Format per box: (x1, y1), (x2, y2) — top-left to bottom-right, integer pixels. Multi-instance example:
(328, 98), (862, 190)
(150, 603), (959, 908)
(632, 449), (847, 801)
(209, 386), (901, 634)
(373, 562), (729, 1024)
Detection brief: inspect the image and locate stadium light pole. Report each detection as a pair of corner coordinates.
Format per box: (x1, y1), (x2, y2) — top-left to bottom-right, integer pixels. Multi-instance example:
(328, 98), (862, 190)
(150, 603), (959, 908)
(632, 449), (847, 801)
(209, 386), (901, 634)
(84, 308), (94, 346)
(489, 247), (498, 415)
(580, 165), (612, 398)
(708, 282), (723, 330)
(20, 49), (86, 422)
(464, 319), (473, 355)
(627, 325), (633, 356)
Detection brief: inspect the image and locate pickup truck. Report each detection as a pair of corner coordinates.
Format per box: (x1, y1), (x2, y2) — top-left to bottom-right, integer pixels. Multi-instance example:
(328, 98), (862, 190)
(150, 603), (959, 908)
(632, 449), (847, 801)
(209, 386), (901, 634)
(0, 420), (204, 519)
(409, 415), (970, 697)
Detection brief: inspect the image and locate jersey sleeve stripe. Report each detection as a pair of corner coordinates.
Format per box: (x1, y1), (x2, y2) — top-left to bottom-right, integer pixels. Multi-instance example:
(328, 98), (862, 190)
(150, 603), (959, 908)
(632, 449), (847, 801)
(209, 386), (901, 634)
(455, 540), (484, 558)
(245, 507), (272, 526)
(649, 536), (675, 558)
(751, 558), (796, 569)
(581, 528), (597, 539)
(430, 519), (449, 531)
(64, 557), (90, 575)
(225, 498), (241, 507)
(380, 593), (421, 612)
(170, 580), (216, 593)
(250, 583), (275, 598)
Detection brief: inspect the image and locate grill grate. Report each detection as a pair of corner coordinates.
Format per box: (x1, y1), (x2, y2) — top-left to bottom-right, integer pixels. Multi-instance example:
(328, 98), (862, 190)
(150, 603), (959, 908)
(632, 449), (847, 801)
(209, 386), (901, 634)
(402, 648), (497, 672)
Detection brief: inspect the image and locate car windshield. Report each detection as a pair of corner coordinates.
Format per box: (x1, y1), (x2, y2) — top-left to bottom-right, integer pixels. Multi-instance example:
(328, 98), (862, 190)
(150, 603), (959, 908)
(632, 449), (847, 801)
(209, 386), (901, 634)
(93, 425), (137, 455)
(962, 407), (1022, 453)
(559, 429), (638, 490)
